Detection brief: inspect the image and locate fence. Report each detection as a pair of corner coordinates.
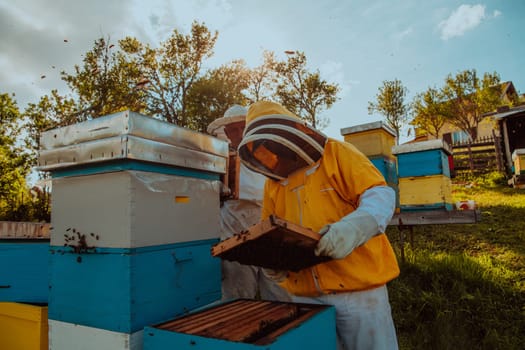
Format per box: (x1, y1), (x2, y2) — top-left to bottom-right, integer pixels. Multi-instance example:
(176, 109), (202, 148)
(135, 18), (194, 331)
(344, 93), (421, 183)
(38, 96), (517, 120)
(451, 134), (504, 174)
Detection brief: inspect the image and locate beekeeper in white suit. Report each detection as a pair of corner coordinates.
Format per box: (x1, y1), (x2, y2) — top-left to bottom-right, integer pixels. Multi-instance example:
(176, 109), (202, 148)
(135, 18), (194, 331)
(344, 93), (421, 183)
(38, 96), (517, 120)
(207, 105), (290, 302)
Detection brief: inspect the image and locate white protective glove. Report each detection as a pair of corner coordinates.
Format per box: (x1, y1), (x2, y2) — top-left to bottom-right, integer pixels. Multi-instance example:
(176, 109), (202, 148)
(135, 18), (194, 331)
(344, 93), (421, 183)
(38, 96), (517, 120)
(261, 268), (288, 283)
(314, 186), (396, 259)
(314, 210), (379, 259)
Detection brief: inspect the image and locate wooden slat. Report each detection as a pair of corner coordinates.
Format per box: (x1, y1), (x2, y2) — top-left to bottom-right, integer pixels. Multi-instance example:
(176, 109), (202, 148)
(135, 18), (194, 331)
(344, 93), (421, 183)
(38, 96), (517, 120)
(198, 303), (297, 342)
(0, 221), (50, 239)
(169, 301), (272, 334)
(159, 300), (258, 330)
(253, 307), (322, 345)
(389, 209), (480, 226)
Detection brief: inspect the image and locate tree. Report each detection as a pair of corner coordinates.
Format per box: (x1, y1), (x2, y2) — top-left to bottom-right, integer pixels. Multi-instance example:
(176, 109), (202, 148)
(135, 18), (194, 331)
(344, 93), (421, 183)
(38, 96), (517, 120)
(411, 87), (447, 139)
(271, 51), (340, 129)
(440, 69), (502, 141)
(24, 90), (77, 154)
(61, 36), (147, 122)
(0, 93), (31, 219)
(128, 21), (218, 127)
(244, 50), (277, 103)
(185, 60), (250, 132)
(368, 79), (410, 143)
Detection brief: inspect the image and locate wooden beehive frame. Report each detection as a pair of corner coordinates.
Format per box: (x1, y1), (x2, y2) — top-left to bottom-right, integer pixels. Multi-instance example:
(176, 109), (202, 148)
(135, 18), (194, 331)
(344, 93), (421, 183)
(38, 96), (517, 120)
(153, 299), (328, 345)
(211, 216), (330, 272)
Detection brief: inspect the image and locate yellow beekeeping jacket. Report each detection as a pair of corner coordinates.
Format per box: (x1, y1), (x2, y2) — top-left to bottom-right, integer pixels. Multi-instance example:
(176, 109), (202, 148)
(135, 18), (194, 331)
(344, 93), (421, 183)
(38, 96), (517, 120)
(262, 138), (400, 296)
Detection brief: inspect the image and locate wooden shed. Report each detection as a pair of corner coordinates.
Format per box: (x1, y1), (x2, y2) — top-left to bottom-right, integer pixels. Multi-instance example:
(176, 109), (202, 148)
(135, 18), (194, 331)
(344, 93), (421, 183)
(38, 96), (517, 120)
(493, 105), (525, 187)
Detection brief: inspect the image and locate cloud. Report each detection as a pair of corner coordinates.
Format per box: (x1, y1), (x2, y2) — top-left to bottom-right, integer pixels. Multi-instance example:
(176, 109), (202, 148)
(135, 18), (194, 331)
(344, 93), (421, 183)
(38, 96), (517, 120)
(319, 60), (354, 97)
(438, 4), (486, 40)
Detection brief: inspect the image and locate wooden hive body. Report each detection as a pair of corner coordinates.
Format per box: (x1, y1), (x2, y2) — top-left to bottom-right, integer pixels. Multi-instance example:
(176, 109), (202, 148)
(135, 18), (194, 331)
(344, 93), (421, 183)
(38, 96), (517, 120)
(341, 121), (396, 158)
(398, 175), (453, 211)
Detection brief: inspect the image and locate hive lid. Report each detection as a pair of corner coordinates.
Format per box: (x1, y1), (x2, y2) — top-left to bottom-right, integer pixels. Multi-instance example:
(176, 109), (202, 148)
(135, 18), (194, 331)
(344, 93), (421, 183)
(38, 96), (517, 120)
(39, 110), (228, 157)
(37, 111), (228, 173)
(37, 134), (227, 174)
(211, 216), (330, 271)
(392, 139), (452, 155)
(340, 121), (396, 137)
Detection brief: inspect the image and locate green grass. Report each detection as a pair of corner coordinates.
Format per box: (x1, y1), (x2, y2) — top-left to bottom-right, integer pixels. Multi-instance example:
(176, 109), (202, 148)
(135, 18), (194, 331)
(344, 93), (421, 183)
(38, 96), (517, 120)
(386, 173), (525, 350)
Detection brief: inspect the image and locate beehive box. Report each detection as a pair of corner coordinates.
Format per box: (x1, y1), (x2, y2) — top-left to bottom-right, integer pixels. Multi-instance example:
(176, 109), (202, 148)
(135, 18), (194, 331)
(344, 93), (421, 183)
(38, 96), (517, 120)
(369, 156), (399, 211)
(50, 170), (221, 248)
(143, 299), (336, 349)
(0, 239), (49, 303)
(48, 239), (221, 333)
(392, 139), (451, 178)
(370, 156), (398, 186)
(0, 302), (48, 350)
(512, 148), (525, 175)
(49, 319), (143, 350)
(399, 175), (453, 211)
(212, 216), (331, 272)
(341, 121), (396, 158)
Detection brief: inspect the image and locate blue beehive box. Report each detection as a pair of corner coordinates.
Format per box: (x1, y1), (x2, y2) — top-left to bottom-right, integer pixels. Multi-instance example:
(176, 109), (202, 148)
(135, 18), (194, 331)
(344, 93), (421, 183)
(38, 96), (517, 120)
(369, 156), (399, 211)
(392, 139), (451, 178)
(48, 239), (221, 333)
(370, 156), (398, 186)
(0, 240), (49, 303)
(143, 299), (336, 350)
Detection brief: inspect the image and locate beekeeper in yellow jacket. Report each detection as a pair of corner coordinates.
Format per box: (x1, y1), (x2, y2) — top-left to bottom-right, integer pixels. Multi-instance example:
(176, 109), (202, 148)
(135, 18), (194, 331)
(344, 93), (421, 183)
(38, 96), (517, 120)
(238, 101), (400, 350)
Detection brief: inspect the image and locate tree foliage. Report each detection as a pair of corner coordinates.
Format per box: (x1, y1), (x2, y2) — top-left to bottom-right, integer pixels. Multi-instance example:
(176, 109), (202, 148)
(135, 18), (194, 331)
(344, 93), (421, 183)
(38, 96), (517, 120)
(61, 36), (147, 121)
(244, 50), (277, 103)
(0, 93), (31, 219)
(368, 79), (410, 143)
(185, 60), (250, 132)
(129, 21), (218, 126)
(270, 51), (340, 129)
(24, 90), (77, 153)
(440, 69), (502, 140)
(411, 87), (448, 139)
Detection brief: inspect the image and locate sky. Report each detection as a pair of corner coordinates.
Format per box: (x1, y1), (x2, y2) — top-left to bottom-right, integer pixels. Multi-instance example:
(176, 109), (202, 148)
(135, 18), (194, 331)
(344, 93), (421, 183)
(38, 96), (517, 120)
(1, 0), (524, 143)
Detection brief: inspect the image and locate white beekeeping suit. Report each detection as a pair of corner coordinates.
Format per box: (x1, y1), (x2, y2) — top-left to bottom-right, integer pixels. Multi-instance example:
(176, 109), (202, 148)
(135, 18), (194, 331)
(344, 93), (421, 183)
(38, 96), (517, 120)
(208, 105), (290, 301)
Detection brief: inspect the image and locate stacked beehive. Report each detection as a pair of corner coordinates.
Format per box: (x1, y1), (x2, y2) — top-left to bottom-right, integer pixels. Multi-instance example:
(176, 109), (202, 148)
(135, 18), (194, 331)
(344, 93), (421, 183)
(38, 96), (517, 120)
(38, 111), (228, 349)
(510, 148), (525, 189)
(0, 222), (50, 350)
(340, 121), (399, 206)
(512, 149), (525, 175)
(392, 139), (453, 211)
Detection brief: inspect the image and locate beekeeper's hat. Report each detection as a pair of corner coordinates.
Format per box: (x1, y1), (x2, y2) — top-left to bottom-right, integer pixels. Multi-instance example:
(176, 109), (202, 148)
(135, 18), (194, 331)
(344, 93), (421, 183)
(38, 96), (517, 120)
(207, 105), (248, 147)
(238, 101), (327, 180)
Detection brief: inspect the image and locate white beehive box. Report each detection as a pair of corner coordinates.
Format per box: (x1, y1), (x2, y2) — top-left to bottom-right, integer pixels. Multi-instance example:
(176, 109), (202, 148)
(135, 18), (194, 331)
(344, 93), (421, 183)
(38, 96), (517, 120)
(50, 170), (221, 248)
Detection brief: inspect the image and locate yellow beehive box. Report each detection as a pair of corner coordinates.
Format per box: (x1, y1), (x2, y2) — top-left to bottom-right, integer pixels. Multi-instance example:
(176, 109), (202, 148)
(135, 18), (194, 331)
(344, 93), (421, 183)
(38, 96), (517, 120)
(512, 149), (525, 175)
(398, 175), (453, 211)
(340, 121), (396, 158)
(0, 302), (48, 350)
